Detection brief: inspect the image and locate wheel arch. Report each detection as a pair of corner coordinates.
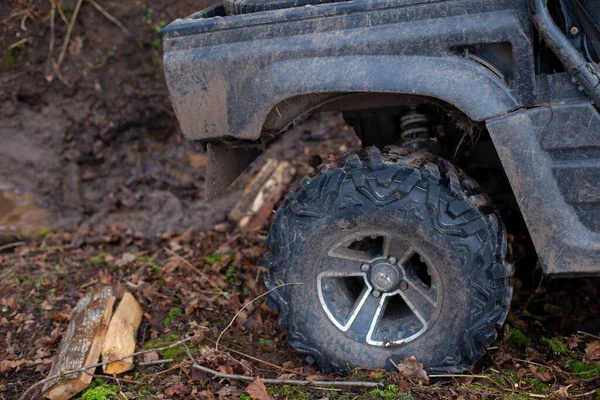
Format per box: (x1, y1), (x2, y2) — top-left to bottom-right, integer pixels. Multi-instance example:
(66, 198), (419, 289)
(242, 55), (519, 141)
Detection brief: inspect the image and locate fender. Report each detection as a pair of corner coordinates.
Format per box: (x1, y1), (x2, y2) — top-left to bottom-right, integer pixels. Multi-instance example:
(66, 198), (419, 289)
(487, 100), (600, 277)
(163, 4), (534, 141)
(164, 53), (519, 141)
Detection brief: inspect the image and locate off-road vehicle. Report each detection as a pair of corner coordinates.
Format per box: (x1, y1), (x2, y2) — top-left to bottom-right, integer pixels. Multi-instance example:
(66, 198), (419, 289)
(161, 0), (600, 373)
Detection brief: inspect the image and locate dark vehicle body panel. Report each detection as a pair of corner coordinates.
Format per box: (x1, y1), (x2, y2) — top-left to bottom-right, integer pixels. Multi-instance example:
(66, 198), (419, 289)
(161, 0), (600, 276)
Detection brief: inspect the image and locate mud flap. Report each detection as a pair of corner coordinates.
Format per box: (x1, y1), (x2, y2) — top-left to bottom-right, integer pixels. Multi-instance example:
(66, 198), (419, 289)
(205, 142), (261, 199)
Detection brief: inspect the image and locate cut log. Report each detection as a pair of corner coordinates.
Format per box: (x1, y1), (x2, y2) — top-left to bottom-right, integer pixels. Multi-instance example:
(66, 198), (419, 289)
(101, 292), (143, 374)
(43, 287), (115, 400)
(229, 159), (296, 231)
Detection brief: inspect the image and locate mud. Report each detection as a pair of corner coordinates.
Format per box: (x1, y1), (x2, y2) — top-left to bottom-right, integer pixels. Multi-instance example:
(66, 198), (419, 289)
(0, 0), (359, 235)
(0, 0), (354, 235)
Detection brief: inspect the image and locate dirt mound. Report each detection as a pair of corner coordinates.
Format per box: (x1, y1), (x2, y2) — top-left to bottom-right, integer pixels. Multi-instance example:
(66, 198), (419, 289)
(0, 0), (358, 235)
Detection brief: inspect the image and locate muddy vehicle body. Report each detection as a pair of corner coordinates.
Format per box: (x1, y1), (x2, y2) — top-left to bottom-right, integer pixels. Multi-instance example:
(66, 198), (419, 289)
(162, 0), (600, 373)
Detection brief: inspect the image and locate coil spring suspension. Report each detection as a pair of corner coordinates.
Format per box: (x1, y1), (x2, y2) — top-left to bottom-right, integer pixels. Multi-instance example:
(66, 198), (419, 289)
(400, 107), (431, 151)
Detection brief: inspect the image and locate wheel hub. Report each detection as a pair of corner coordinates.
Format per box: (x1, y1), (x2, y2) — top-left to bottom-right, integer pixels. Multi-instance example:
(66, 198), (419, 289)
(317, 231), (442, 347)
(370, 261), (400, 292)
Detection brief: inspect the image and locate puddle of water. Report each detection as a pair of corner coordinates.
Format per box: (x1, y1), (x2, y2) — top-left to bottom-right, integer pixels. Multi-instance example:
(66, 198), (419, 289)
(0, 190), (51, 234)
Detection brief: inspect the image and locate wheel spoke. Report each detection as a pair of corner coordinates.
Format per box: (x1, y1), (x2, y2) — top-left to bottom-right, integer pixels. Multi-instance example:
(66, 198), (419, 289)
(321, 254), (363, 276)
(327, 233), (392, 262)
(388, 238), (414, 265)
(399, 280), (437, 322)
(347, 291), (386, 341)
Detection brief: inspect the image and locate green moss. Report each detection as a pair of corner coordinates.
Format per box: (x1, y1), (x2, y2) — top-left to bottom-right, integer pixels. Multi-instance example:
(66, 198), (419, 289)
(79, 379), (118, 400)
(268, 385), (309, 400)
(366, 385), (412, 400)
(90, 252), (109, 266)
(163, 307), (184, 326)
(569, 361), (600, 379)
(144, 333), (180, 349)
(137, 255), (160, 271)
(4, 50), (15, 68)
(204, 253), (232, 265)
(543, 337), (569, 356)
(509, 328), (530, 348)
(239, 394), (252, 400)
(372, 372), (384, 380)
(143, 333), (187, 361)
(521, 377), (549, 392)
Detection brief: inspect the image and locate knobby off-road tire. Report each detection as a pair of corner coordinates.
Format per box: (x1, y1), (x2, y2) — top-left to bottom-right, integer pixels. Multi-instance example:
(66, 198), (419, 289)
(264, 146), (513, 373)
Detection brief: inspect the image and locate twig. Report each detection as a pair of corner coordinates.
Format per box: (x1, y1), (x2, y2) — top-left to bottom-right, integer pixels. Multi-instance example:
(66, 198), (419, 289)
(182, 342), (194, 361)
(8, 37), (32, 50)
(91, 374), (141, 385)
(57, 0), (83, 67)
(0, 241), (25, 252)
(193, 363), (384, 388)
(214, 282), (304, 350)
(80, 279), (98, 289)
(48, 0), (56, 60)
(56, 2), (69, 26)
(573, 389), (600, 398)
(145, 359), (198, 378)
(19, 335), (198, 400)
(0, 71), (27, 84)
(221, 345), (306, 376)
(429, 374), (495, 379)
(138, 359), (173, 366)
(87, 0), (130, 35)
(164, 247), (221, 292)
(577, 331), (600, 340)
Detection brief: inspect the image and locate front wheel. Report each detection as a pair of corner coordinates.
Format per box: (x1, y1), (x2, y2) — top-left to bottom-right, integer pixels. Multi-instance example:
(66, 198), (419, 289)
(264, 146), (513, 373)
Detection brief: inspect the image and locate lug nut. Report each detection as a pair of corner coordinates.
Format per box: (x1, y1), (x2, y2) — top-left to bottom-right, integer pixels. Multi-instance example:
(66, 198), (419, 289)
(372, 290), (381, 298)
(388, 256), (397, 264)
(399, 281), (409, 291)
(361, 263), (370, 272)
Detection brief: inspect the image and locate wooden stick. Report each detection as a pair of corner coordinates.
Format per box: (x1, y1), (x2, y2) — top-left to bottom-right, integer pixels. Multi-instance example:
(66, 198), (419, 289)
(57, 0), (83, 67)
(0, 241), (25, 252)
(137, 359), (173, 366)
(192, 364), (383, 388)
(87, 0), (130, 35)
(221, 346), (305, 376)
(577, 331), (600, 340)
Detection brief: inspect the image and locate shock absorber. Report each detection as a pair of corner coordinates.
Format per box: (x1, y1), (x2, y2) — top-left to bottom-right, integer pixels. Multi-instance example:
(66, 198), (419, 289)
(400, 106), (431, 151)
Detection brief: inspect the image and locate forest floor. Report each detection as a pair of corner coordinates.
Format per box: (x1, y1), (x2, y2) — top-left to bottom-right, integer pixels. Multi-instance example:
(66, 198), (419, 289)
(1, 0), (600, 399)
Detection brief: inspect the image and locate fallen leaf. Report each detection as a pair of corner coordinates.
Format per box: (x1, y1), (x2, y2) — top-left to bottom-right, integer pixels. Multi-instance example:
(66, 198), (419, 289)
(0, 358), (51, 373)
(245, 376), (274, 400)
(528, 364), (552, 382)
(116, 252), (136, 267)
(550, 385), (569, 400)
(567, 335), (582, 350)
(585, 340), (600, 361)
(143, 351), (159, 363)
(396, 356), (429, 384)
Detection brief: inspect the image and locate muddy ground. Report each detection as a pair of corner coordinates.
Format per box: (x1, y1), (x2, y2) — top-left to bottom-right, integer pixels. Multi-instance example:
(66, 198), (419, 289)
(1, 0), (600, 399)
(3, 0), (346, 236)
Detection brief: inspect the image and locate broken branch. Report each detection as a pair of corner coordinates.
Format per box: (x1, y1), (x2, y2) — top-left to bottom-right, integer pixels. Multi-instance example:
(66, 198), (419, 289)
(192, 363), (384, 388)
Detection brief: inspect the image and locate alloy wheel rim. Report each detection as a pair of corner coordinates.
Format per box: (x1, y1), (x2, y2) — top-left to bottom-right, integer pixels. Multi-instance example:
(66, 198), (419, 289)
(317, 231), (443, 347)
